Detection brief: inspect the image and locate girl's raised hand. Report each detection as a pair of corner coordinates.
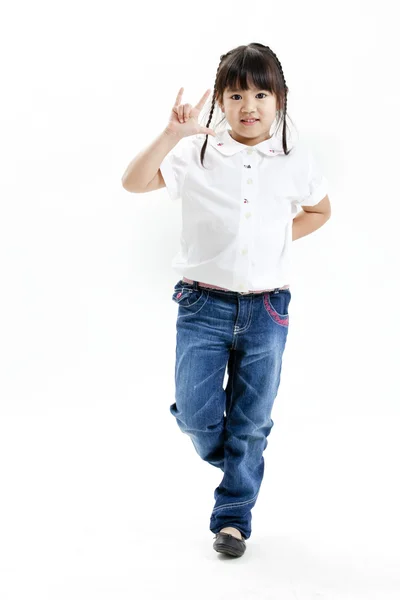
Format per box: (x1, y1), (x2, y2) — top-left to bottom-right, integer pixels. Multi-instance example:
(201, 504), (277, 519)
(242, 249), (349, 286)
(165, 87), (217, 138)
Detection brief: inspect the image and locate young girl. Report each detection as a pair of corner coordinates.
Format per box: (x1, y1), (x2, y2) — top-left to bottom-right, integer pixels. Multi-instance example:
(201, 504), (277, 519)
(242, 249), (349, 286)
(122, 42), (331, 558)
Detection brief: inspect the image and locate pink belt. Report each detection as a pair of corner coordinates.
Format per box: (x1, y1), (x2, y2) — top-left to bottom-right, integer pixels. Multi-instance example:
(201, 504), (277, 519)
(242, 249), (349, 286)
(182, 277), (290, 294)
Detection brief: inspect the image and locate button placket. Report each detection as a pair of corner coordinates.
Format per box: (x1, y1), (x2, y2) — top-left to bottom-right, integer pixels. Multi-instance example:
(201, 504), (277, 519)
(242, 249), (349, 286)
(242, 154), (256, 214)
(237, 151), (258, 291)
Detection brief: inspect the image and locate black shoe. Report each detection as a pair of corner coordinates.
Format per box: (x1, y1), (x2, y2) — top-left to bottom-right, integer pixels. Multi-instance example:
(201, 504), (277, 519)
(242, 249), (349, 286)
(213, 531), (246, 557)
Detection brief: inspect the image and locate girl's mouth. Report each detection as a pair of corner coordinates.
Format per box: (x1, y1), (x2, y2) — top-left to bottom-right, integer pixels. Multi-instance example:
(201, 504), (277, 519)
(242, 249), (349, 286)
(240, 119), (259, 126)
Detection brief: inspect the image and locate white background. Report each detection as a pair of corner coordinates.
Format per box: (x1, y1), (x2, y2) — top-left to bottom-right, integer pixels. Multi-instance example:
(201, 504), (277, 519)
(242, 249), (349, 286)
(1, 0), (399, 598)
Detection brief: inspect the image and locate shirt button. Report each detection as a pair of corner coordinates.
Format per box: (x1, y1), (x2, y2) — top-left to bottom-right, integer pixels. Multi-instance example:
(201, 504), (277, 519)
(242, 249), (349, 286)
(245, 211), (252, 218)
(247, 148), (254, 154)
(247, 178), (253, 184)
(241, 248), (248, 255)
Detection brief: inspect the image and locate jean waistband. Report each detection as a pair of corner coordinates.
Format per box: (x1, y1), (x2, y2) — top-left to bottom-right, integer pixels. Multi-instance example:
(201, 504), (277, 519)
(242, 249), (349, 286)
(182, 277), (290, 295)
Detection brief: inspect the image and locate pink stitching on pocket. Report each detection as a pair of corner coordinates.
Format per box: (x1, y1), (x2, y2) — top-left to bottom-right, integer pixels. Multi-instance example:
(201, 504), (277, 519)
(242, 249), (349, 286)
(263, 294), (289, 326)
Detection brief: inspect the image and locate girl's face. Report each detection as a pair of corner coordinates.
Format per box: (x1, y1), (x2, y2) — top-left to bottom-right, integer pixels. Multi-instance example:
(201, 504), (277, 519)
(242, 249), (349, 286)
(218, 84), (278, 145)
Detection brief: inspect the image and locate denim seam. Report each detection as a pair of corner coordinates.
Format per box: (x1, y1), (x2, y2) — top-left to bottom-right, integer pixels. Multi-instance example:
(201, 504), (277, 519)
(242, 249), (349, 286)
(212, 492), (259, 512)
(262, 294), (289, 327)
(174, 287), (203, 308)
(176, 291), (210, 317)
(232, 297), (254, 334)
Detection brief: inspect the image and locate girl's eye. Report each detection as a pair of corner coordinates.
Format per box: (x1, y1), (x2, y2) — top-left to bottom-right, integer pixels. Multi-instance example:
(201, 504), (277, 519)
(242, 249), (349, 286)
(230, 93), (268, 100)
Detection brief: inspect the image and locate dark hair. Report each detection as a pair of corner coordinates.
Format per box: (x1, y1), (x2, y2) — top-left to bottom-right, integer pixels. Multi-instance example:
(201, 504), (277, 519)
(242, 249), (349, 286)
(200, 43), (294, 167)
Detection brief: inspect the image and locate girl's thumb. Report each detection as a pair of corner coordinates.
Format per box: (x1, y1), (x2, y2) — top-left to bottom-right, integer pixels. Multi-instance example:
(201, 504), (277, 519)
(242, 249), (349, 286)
(199, 127), (217, 137)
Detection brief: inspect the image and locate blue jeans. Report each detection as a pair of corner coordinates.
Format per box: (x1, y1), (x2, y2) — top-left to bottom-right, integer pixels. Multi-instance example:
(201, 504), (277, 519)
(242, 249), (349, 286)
(170, 279), (291, 540)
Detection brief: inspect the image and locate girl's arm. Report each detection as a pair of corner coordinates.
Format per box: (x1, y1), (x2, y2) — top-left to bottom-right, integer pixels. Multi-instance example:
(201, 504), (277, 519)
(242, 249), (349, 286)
(121, 129), (181, 193)
(292, 195), (331, 241)
(122, 87), (215, 193)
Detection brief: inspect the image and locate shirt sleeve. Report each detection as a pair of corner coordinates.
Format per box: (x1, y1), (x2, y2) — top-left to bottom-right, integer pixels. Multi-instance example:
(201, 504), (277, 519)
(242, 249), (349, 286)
(299, 145), (329, 207)
(159, 136), (193, 202)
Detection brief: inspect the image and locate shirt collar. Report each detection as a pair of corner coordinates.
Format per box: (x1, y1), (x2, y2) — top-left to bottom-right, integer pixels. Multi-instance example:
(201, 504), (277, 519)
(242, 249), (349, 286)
(208, 128), (292, 157)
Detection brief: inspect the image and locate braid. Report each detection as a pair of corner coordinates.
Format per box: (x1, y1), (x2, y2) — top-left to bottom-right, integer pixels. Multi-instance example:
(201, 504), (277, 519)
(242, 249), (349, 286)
(263, 46), (289, 154)
(200, 53), (227, 167)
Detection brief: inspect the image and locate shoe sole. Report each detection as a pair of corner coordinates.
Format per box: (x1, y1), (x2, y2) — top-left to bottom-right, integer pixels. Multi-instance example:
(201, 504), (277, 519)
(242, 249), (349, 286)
(213, 533), (246, 557)
(213, 542), (245, 557)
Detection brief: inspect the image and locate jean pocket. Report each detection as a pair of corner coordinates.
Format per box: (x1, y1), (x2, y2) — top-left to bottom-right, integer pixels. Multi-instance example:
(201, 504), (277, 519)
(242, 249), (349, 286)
(262, 289), (291, 327)
(172, 283), (207, 309)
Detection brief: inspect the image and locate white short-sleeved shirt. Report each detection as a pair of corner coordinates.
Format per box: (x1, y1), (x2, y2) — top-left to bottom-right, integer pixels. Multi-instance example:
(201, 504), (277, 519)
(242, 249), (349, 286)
(159, 128), (328, 292)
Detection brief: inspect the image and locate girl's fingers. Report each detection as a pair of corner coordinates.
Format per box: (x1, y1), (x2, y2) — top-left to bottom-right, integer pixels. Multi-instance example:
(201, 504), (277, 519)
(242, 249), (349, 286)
(195, 89), (212, 111)
(174, 88), (210, 119)
(177, 104), (191, 123)
(183, 103), (192, 121)
(174, 87), (184, 108)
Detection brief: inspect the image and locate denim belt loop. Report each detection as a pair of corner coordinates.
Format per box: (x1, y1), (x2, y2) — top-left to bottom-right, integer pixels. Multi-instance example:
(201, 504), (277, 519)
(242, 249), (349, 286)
(192, 280), (199, 291)
(273, 288), (280, 294)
